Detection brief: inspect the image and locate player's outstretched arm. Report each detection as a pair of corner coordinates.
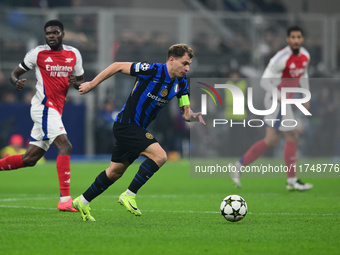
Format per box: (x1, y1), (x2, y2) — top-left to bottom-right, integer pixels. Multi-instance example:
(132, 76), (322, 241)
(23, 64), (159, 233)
(9, 66), (27, 91)
(180, 105), (206, 125)
(79, 62), (132, 95)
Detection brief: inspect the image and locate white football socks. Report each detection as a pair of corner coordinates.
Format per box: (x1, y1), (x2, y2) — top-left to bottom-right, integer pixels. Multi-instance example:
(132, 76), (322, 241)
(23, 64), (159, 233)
(60, 196), (71, 203)
(287, 177), (297, 185)
(125, 189), (136, 196)
(80, 194), (90, 205)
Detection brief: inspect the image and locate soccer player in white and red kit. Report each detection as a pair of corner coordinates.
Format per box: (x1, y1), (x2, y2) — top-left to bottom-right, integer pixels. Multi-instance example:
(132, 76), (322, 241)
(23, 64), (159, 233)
(0, 20), (84, 211)
(230, 26), (313, 191)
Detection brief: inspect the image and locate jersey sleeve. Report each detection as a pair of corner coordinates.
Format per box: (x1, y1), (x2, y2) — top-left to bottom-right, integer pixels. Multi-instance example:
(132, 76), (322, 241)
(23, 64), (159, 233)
(300, 50), (310, 90)
(260, 51), (287, 93)
(263, 52), (287, 77)
(130, 62), (157, 80)
(176, 78), (189, 98)
(72, 48), (84, 76)
(177, 78), (190, 107)
(19, 47), (39, 71)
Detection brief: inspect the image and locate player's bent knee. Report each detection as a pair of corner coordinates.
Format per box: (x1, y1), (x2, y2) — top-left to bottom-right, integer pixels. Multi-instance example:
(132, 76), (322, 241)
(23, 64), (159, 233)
(161, 152), (168, 164)
(106, 165), (126, 181)
(264, 136), (280, 147)
(155, 152), (167, 166)
(66, 143), (73, 154)
(22, 155), (38, 167)
(267, 140), (279, 147)
(24, 161), (37, 167)
(59, 143), (73, 155)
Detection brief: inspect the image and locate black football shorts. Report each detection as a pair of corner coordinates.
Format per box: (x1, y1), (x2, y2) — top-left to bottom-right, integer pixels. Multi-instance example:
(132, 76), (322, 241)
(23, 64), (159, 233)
(111, 122), (157, 164)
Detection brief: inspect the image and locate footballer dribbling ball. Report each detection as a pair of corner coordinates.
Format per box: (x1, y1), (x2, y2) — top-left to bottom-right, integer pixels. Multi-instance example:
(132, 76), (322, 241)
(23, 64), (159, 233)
(220, 194), (247, 222)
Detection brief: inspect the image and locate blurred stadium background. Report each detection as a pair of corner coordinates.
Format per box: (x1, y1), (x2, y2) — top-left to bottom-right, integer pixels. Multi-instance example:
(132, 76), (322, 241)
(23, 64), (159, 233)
(0, 0), (339, 160)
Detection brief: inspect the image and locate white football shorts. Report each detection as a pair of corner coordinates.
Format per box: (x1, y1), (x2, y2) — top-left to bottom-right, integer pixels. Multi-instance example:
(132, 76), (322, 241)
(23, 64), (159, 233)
(29, 104), (67, 151)
(263, 93), (297, 132)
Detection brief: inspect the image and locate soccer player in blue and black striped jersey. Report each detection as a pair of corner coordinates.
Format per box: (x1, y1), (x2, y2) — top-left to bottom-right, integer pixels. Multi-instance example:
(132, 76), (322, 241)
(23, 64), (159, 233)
(72, 44), (205, 221)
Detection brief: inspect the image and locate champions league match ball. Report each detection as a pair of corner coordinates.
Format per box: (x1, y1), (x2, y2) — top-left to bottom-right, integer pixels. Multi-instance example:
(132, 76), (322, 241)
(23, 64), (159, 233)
(220, 195), (248, 222)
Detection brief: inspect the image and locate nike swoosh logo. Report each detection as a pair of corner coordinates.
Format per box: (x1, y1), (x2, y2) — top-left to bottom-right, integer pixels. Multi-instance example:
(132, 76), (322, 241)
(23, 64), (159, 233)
(128, 201), (138, 211)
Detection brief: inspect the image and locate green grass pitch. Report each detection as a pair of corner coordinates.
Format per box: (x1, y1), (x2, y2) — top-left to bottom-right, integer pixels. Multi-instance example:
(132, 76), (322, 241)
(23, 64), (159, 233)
(0, 159), (339, 255)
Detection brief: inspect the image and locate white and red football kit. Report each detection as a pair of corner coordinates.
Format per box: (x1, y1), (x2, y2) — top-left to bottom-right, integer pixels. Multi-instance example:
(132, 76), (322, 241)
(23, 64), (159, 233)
(260, 46), (310, 131)
(19, 44), (84, 150)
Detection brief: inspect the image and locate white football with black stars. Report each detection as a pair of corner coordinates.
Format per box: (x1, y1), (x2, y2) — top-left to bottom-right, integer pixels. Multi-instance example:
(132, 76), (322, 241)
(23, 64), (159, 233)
(220, 194), (247, 222)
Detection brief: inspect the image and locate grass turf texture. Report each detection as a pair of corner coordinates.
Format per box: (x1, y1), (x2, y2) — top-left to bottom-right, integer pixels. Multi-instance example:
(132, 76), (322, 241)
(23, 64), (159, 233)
(0, 159), (339, 255)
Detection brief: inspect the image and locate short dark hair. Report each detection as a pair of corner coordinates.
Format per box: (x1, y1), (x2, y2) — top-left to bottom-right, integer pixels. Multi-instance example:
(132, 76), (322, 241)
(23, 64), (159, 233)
(287, 26), (304, 36)
(168, 43), (194, 59)
(44, 20), (64, 32)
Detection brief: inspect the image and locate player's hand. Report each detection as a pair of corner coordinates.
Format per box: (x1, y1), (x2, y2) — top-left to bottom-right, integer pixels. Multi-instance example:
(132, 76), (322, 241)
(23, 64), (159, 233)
(68, 75), (79, 90)
(78, 81), (95, 95)
(191, 112), (206, 125)
(15, 78), (27, 91)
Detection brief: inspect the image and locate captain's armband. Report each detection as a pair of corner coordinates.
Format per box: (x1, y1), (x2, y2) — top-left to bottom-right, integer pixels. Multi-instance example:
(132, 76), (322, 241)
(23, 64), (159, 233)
(178, 94), (190, 107)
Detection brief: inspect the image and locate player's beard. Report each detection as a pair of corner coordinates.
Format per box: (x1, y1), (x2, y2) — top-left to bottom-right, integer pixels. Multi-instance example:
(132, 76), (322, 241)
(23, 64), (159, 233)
(292, 47), (300, 55)
(48, 40), (62, 51)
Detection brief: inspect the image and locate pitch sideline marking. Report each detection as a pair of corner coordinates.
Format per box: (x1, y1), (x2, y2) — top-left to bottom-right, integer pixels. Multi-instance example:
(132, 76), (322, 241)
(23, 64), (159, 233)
(0, 192), (286, 202)
(0, 204), (339, 216)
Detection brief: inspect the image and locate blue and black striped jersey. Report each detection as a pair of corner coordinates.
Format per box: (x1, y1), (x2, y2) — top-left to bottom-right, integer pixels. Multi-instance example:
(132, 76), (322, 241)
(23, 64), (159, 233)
(115, 62), (189, 129)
